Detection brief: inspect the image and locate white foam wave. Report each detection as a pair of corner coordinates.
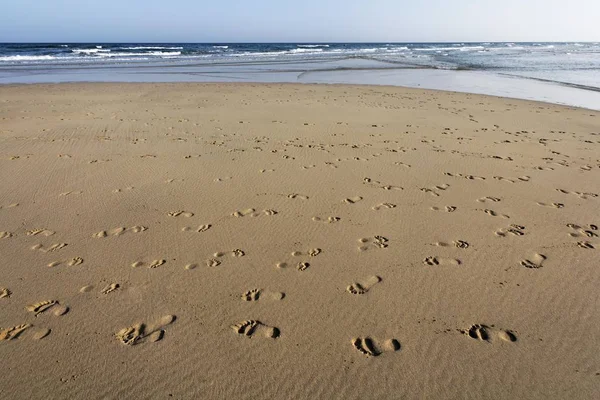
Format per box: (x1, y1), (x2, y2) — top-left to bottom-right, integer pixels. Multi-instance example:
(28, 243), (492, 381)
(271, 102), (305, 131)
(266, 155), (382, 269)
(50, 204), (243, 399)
(0, 55), (57, 61)
(297, 44), (329, 48)
(120, 46), (183, 50)
(72, 48), (111, 54)
(96, 51), (182, 57)
(213, 45), (229, 49)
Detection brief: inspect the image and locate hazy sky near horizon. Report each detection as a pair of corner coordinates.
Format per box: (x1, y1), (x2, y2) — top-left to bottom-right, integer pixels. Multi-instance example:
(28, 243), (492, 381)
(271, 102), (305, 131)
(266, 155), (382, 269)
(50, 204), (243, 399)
(1, 0), (598, 42)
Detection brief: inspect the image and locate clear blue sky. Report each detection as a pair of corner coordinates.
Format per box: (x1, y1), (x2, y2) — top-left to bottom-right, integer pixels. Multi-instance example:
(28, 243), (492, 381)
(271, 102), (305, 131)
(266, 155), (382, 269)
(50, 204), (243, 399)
(1, 0), (598, 42)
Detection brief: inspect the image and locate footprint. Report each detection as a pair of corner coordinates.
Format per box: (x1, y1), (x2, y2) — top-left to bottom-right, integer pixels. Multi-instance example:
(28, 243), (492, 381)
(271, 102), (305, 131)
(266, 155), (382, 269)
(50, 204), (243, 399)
(26, 229), (55, 237)
(0, 288), (11, 298)
(556, 189), (598, 200)
(0, 203), (19, 210)
(25, 300), (68, 317)
(232, 320), (280, 338)
(0, 232), (13, 239)
(47, 257), (84, 267)
(131, 259), (166, 269)
(477, 196), (501, 203)
(59, 191), (83, 197)
(291, 248), (322, 257)
(346, 276), (382, 295)
(182, 224), (212, 233)
(241, 289), (285, 301)
(168, 211), (194, 218)
(577, 241), (595, 249)
(372, 203), (396, 210)
(206, 259), (222, 267)
(214, 249), (245, 258)
(566, 224), (598, 238)
(430, 206), (456, 212)
(116, 315), (176, 345)
(312, 216), (341, 223)
(435, 240), (469, 249)
(460, 324), (517, 343)
(352, 337), (400, 357)
(358, 236), (388, 251)
(233, 208), (255, 217)
(484, 209), (509, 218)
(420, 184), (450, 197)
(536, 202), (564, 209)
(0, 324), (31, 341)
(344, 196), (363, 204)
(423, 256), (461, 266)
(31, 243), (68, 253)
(101, 283), (120, 295)
(94, 226), (147, 238)
(495, 224), (526, 237)
(287, 193), (309, 200)
(520, 253), (546, 269)
(445, 172), (486, 180)
(297, 262), (310, 271)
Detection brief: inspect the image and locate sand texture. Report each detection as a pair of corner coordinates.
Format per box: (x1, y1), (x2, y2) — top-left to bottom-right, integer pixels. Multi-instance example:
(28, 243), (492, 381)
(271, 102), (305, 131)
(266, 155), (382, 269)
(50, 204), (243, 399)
(0, 83), (599, 399)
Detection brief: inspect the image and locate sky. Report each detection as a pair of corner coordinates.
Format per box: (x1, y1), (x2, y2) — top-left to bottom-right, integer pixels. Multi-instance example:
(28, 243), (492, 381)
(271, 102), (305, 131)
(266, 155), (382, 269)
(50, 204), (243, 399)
(1, 0), (599, 42)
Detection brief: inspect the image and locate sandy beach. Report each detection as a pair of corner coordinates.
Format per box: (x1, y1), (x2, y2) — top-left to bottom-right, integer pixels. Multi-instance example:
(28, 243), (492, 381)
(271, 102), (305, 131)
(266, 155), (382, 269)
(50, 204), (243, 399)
(0, 83), (599, 399)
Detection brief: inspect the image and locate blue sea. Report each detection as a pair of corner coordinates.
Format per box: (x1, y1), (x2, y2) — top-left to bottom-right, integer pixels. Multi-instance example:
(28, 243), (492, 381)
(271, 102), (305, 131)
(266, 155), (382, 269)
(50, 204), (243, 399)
(1, 42), (599, 109)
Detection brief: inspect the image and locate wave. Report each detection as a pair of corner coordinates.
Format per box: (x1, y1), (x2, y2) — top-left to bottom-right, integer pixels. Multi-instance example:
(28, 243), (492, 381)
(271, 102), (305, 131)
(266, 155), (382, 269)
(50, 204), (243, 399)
(213, 45), (229, 49)
(120, 46), (184, 50)
(0, 55), (58, 61)
(72, 48), (111, 54)
(297, 44), (329, 48)
(96, 51), (182, 57)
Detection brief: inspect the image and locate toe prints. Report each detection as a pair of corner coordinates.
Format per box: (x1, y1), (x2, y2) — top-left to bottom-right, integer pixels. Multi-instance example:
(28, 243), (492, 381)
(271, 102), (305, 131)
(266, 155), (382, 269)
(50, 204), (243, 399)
(26, 300), (68, 317)
(520, 253), (546, 269)
(484, 209), (510, 218)
(495, 224), (526, 237)
(116, 315), (175, 346)
(346, 276), (382, 295)
(233, 209), (277, 217)
(241, 289), (284, 301)
(94, 226), (147, 238)
(423, 256), (461, 266)
(435, 240), (469, 249)
(0, 231), (13, 239)
(312, 216), (341, 223)
(232, 320), (280, 339)
(47, 257), (84, 267)
(430, 205), (456, 212)
(536, 202), (564, 209)
(26, 229), (55, 237)
(461, 324), (517, 343)
(131, 259), (166, 269)
(352, 337), (400, 357)
(358, 236), (388, 251)
(31, 243), (67, 253)
(1, 288), (12, 298)
(344, 196), (363, 204)
(372, 203), (396, 211)
(182, 224), (212, 233)
(168, 211), (194, 218)
(567, 223), (597, 238)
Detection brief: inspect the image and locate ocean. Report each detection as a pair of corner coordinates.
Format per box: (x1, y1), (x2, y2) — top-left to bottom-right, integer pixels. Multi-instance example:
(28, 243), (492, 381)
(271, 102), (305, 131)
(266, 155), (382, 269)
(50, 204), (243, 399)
(1, 42), (599, 109)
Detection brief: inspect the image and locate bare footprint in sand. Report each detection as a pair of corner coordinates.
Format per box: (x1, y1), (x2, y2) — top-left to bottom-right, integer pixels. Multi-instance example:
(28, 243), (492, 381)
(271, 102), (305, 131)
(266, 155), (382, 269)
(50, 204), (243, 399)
(0, 324), (51, 341)
(434, 240), (469, 249)
(31, 243), (67, 253)
(423, 256), (461, 266)
(241, 289), (285, 301)
(520, 253), (546, 269)
(431, 206), (457, 212)
(47, 257), (84, 267)
(26, 229), (55, 237)
(536, 202), (564, 209)
(346, 276), (382, 295)
(291, 248), (322, 257)
(372, 203), (396, 210)
(94, 226), (147, 238)
(358, 236), (388, 251)
(287, 193), (309, 200)
(484, 209), (510, 218)
(312, 216), (341, 223)
(131, 259), (166, 269)
(232, 320), (280, 338)
(344, 196), (363, 204)
(495, 224), (526, 237)
(182, 224), (212, 233)
(25, 300), (69, 317)
(0, 231), (13, 239)
(214, 249), (245, 258)
(1, 288), (12, 298)
(352, 337), (400, 357)
(477, 196), (501, 203)
(460, 324), (517, 343)
(116, 315), (176, 345)
(168, 210), (194, 218)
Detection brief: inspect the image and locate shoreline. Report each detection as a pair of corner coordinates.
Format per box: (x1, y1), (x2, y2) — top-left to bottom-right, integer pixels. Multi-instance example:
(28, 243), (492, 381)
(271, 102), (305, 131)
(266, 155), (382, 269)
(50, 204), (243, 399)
(1, 81), (597, 112)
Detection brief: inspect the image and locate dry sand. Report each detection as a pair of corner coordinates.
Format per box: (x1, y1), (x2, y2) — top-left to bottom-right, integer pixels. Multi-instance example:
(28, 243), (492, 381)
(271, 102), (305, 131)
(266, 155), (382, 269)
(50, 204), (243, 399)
(0, 83), (599, 399)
